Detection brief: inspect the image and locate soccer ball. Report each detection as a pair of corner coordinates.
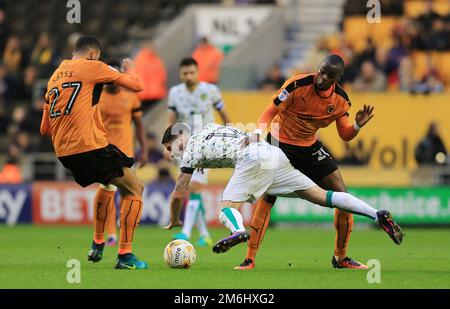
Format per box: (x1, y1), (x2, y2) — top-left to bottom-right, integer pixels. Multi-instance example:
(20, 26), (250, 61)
(164, 239), (196, 269)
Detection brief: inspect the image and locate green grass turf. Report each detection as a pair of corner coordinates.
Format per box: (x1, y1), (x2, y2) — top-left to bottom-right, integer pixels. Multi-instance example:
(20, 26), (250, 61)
(0, 225), (449, 289)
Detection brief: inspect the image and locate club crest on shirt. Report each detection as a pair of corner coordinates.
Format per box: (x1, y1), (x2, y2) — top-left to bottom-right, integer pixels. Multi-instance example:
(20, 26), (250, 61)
(278, 89), (289, 102)
(201, 93), (208, 101)
(327, 105), (335, 114)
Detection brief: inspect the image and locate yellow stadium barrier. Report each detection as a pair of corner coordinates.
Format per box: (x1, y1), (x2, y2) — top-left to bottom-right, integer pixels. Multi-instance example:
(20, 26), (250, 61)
(217, 91), (450, 186)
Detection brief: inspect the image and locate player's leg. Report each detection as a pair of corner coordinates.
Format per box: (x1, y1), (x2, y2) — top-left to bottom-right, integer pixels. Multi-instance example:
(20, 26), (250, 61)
(235, 194), (276, 270)
(317, 169), (365, 268)
(109, 167), (147, 269)
(192, 170), (212, 246)
(104, 185), (118, 246)
(295, 186), (403, 246)
(88, 184), (116, 262)
(195, 198), (213, 247)
(213, 200), (249, 253)
(215, 143), (278, 254)
(172, 181), (201, 241)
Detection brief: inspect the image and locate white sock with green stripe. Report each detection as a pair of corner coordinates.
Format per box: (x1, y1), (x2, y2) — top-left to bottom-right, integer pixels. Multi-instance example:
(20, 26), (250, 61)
(196, 199), (210, 238)
(181, 193), (202, 238)
(327, 191), (378, 221)
(219, 207), (245, 233)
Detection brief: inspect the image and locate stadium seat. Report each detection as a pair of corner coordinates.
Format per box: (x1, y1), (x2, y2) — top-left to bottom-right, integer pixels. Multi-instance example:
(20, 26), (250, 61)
(343, 16), (371, 52)
(411, 51), (433, 80)
(405, 0), (450, 17)
(404, 0), (426, 18)
(433, 52), (450, 85)
(369, 16), (397, 49)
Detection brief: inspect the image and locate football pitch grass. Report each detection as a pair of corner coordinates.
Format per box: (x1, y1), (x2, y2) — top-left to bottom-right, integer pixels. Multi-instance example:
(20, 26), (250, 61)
(1, 225), (449, 289)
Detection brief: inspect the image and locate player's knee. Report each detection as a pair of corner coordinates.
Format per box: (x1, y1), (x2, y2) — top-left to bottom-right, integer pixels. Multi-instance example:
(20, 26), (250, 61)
(263, 194), (277, 204)
(100, 183), (117, 192)
(117, 179), (144, 197)
(132, 179), (144, 196)
(221, 201), (242, 209)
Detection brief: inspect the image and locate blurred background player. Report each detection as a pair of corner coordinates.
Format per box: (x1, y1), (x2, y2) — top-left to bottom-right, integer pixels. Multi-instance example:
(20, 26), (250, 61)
(239, 54), (375, 270)
(40, 35), (148, 270)
(192, 37), (224, 85)
(167, 57), (231, 246)
(96, 59), (148, 247)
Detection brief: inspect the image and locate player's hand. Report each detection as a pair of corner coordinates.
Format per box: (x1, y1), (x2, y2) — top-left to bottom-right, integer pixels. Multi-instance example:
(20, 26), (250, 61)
(163, 149), (173, 162)
(355, 105), (374, 127)
(121, 58), (135, 72)
(137, 152), (148, 168)
(163, 220), (183, 230)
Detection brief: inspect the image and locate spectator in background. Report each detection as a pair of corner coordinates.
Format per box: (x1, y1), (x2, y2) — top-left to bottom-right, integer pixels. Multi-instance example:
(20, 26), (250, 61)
(134, 42), (167, 113)
(0, 8), (9, 55)
(61, 32), (81, 60)
(0, 62), (14, 106)
(386, 35), (408, 86)
(398, 55), (413, 92)
(339, 53), (358, 87)
(427, 19), (450, 51)
(30, 32), (57, 78)
(0, 104), (8, 134)
(305, 37), (330, 70)
(16, 65), (37, 102)
(14, 131), (35, 153)
(381, 0), (403, 16)
(410, 57), (444, 94)
(259, 64), (285, 92)
(6, 105), (36, 135)
(0, 144), (22, 184)
(355, 38), (376, 67)
(416, 0), (441, 33)
(415, 122), (447, 165)
(192, 37), (224, 84)
(329, 36), (353, 65)
(352, 61), (386, 92)
(3, 35), (28, 76)
(408, 19), (427, 50)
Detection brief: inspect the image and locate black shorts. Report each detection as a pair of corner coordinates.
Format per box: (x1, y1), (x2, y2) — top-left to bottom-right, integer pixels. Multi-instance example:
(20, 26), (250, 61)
(267, 134), (338, 183)
(58, 144), (135, 187)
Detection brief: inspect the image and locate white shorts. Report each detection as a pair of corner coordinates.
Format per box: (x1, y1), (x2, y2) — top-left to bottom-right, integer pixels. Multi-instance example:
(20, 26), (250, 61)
(191, 168), (209, 185)
(222, 142), (316, 203)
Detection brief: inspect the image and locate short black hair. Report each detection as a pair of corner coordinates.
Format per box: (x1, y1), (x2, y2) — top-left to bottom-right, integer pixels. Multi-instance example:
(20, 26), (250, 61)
(179, 57), (198, 68)
(161, 123), (191, 144)
(74, 35), (101, 53)
(323, 54), (344, 68)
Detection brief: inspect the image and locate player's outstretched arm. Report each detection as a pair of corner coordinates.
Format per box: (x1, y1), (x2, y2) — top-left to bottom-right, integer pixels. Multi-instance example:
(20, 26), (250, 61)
(164, 172), (193, 230)
(40, 104), (52, 136)
(257, 103), (278, 134)
(114, 59), (144, 92)
(336, 105), (375, 142)
(217, 108), (232, 126)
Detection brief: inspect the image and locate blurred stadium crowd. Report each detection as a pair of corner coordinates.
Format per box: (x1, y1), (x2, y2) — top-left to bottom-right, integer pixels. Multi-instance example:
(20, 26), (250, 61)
(0, 0), (448, 183)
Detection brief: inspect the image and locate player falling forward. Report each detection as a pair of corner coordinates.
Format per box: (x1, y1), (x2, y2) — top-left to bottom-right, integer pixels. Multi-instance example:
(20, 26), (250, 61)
(239, 54), (377, 270)
(95, 59), (148, 247)
(40, 36), (147, 270)
(167, 57), (231, 246)
(162, 124), (403, 258)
